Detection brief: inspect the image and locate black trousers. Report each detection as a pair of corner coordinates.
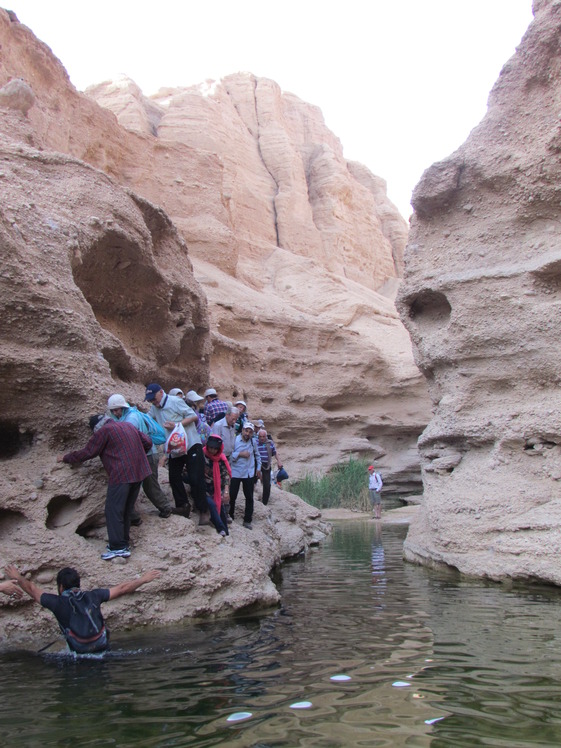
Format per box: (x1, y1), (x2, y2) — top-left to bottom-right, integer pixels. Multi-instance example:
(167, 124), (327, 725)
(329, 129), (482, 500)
(229, 476), (255, 523)
(105, 481), (141, 550)
(169, 443), (207, 513)
(261, 466), (272, 505)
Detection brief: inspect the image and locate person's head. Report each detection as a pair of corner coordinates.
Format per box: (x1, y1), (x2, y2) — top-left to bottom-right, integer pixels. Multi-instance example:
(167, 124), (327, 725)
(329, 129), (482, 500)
(368, 465), (375, 473)
(145, 383), (165, 406)
(258, 429), (268, 444)
(235, 400), (247, 414)
(169, 388), (184, 399)
(57, 567), (80, 594)
(225, 407), (239, 426)
(107, 393), (130, 420)
(254, 419), (265, 430)
(186, 390), (204, 408)
(204, 387), (218, 402)
(242, 423), (255, 441)
(89, 414), (109, 432)
(206, 434), (224, 456)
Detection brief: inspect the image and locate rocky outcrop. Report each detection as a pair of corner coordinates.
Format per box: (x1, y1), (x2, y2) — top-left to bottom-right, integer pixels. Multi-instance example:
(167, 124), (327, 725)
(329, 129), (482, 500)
(85, 74), (426, 490)
(1, 481), (330, 649)
(397, 0), (561, 583)
(0, 8), (429, 494)
(0, 8), (429, 643)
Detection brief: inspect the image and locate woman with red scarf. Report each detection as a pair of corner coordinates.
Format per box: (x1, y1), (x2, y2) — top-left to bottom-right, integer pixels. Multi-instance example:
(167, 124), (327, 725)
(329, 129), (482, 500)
(203, 434), (231, 536)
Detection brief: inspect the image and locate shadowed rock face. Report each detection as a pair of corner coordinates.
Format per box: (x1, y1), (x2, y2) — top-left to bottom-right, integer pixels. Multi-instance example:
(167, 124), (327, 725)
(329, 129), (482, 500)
(397, 0), (561, 583)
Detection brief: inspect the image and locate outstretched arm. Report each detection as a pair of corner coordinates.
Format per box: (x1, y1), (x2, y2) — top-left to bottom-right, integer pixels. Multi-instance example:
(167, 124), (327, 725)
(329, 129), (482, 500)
(108, 569), (161, 601)
(0, 580), (23, 599)
(5, 565), (44, 603)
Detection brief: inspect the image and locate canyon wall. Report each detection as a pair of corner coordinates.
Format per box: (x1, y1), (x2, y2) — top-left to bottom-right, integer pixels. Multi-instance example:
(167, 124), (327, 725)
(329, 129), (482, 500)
(397, 0), (561, 582)
(0, 7), (430, 494)
(0, 7), (430, 643)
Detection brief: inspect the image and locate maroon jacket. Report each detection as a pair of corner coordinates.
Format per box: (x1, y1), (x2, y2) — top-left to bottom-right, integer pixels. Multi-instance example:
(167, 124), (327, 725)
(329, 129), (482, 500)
(63, 420), (152, 484)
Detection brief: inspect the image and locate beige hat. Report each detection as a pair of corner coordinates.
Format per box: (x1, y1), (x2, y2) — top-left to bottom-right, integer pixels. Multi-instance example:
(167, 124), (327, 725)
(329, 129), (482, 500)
(107, 394), (129, 410)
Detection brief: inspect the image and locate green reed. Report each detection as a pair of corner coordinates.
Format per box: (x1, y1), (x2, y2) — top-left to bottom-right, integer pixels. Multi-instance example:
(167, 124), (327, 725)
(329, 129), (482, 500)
(288, 457), (371, 510)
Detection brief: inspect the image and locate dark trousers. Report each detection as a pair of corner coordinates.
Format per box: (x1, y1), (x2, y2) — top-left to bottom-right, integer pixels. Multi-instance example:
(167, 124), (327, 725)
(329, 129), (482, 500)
(169, 443), (207, 513)
(143, 452), (172, 512)
(261, 466), (272, 505)
(206, 495), (229, 534)
(229, 476), (255, 523)
(105, 481), (141, 550)
(169, 453), (189, 508)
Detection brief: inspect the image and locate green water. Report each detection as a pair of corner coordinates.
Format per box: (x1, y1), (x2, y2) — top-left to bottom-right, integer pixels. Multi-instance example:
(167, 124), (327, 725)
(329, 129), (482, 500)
(2, 521), (561, 746)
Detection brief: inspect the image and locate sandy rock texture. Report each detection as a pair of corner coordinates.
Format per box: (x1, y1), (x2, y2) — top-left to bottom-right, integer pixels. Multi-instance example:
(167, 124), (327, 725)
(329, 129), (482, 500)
(0, 478), (329, 649)
(85, 74), (429, 492)
(397, 0), (561, 583)
(1, 9), (429, 494)
(0, 9), (428, 641)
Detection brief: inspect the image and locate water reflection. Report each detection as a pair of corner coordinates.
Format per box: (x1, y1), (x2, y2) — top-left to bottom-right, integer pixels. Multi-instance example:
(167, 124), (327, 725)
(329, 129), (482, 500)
(1, 522), (561, 746)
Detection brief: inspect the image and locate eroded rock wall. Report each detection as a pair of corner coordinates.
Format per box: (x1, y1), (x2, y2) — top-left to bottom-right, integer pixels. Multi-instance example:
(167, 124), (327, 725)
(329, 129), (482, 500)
(84, 74), (427, 489)
(0, 7), (428, 489)
(0, 7), (429, 642)
(397, 0), (561, 583)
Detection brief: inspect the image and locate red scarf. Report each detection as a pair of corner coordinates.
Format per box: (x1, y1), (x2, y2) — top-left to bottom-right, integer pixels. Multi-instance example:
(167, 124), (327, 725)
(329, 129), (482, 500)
(203, 439), (231, 512)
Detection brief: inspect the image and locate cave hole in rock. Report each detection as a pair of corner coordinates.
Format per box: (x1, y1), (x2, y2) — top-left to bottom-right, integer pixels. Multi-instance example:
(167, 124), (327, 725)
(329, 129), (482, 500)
(524, 437), (558, 451)
(101, 346), (135, 383)
(76, 513), (106, 539)
(46, 494), (82, 530)
(407, 290), (452, 329)
(0, 508), (27, 538)
(531, 258), (561, 294)
(71, 229), (170, 359)
(0, 421), (34, 459)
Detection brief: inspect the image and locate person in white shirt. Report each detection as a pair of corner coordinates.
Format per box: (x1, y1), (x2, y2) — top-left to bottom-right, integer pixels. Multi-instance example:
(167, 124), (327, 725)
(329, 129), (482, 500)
(145, 382), (206, 521)
(368, 465), (383, 520)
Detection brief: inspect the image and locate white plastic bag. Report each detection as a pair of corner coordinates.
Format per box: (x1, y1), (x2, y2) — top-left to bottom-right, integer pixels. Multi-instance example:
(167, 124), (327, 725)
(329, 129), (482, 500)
(164, 422), (187, 458)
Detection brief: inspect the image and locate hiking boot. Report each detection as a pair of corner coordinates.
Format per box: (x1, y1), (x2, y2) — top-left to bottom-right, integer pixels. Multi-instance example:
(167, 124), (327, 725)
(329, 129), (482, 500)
(130, 517), (143, 527)
(101, 547), (131, 560)
(198, 511), (211, 526)
(171, 504), (191, 518)
(243, 521), (253, 530)
(158, 508), (172, 518)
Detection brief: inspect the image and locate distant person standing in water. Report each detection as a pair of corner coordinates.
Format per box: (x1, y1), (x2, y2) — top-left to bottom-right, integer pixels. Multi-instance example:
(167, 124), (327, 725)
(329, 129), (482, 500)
(368, 465), (383, 520)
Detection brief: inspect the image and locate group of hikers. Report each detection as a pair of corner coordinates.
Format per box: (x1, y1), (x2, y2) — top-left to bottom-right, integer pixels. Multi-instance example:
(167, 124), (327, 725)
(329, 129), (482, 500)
(1, 384), (385, 657)
(60, 383), (286, 558)
(1, 384), (286, 655)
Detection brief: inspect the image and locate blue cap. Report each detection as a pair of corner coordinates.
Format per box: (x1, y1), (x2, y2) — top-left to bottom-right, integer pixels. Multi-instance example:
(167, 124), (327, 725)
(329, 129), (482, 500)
(145, 383), (162, 401)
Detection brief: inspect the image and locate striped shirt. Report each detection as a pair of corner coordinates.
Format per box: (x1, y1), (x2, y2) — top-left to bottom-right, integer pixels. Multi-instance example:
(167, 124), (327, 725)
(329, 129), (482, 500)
(63, 421), (152, 484)
(204, 398), (229, 425)
(255, 437), (276, 468)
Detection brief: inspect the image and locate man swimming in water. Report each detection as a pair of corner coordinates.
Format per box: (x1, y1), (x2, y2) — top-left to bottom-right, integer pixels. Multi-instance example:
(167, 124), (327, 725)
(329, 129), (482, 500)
(6, 564), (160, 654)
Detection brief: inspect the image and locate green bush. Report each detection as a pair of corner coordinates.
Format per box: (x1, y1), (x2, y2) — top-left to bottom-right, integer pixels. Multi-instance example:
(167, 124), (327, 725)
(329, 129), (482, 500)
(288, 457), (371, 511)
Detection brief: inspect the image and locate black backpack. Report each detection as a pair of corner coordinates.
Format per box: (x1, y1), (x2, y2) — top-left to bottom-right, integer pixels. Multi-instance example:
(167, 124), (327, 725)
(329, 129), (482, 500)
(62, 589), (108, 654)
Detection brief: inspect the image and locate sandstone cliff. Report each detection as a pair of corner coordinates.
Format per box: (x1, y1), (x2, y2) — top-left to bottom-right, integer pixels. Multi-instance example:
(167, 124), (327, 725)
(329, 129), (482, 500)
(0, 7), (430, 493)
(397, 0), (561, 583)
(0, 8), (430, 644)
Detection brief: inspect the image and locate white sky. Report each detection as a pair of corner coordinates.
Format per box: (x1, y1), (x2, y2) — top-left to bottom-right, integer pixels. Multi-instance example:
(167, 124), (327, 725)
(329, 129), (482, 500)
(6, 0), (534, 218)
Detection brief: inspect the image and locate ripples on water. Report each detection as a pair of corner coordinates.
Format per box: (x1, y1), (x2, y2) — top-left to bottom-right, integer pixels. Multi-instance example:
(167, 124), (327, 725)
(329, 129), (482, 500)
(2, 521), (561, 746)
